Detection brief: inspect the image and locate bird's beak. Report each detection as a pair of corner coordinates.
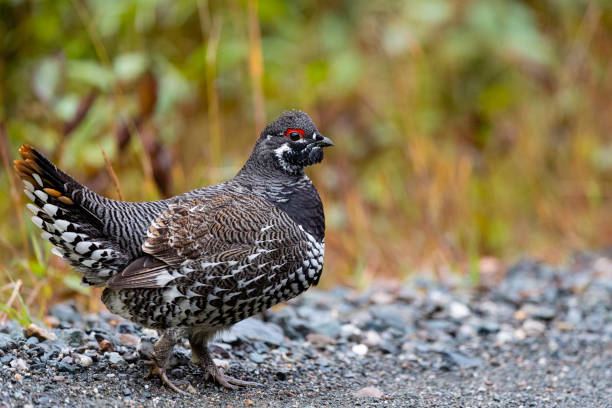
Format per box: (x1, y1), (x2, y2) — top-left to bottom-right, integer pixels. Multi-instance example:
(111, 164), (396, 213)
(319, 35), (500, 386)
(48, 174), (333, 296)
(315, 134), (334, 147)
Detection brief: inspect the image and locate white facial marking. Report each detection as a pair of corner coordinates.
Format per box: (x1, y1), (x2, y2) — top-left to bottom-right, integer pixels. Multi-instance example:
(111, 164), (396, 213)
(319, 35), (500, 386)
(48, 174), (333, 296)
(274, 143), (301, 173)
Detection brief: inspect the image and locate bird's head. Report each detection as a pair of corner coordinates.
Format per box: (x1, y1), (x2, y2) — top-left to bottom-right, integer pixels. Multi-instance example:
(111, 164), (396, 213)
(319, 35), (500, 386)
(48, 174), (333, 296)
(247, 110), (333, 176)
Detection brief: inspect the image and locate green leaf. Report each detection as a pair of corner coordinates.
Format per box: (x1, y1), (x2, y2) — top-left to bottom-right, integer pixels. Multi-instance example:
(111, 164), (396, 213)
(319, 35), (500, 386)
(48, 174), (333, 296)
(33, 56), (63, 103)
(114, 52), (147, 82)
(68, 60), (114, 90)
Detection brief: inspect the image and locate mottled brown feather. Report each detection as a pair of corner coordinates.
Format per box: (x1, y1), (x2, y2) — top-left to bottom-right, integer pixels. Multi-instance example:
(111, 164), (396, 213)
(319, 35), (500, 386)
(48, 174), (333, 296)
(106, 193), (307, 290)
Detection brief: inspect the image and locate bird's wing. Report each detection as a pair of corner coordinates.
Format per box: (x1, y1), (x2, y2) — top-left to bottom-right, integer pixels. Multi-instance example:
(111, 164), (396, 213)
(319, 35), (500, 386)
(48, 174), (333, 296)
(106, 193), (309, 289)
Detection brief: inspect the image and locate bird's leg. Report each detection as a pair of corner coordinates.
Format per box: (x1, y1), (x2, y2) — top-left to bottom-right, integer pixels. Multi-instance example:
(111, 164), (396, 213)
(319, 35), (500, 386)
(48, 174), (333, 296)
(147, 328), (189, 393)
(190, 339), (261, 389)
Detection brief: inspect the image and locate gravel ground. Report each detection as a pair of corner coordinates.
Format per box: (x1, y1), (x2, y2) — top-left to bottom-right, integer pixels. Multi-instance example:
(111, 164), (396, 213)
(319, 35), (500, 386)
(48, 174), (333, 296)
(1, 253), (610, 408)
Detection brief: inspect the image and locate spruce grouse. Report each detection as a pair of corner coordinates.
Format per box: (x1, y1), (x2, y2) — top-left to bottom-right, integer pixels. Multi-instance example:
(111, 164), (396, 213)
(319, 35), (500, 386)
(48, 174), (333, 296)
(14, 110), (333, 392)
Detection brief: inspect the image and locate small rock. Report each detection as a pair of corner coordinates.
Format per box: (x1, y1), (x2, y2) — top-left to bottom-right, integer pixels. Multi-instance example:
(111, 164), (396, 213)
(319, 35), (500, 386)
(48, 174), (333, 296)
(141, 328), (159, 338)
(369, 304), (413, 332)
(106, 352), (124, 365)
(311, 320), (342, 338)
(116, 322), (139, 334)
(43, 315), (60, 328)
(229, 318), (285, 346)
(397, 286), (418, 303)
(441, 351), (482, 369)
(379, 341), (399, 354)
(448, 301), (471, 320)
(248, 352), (266, 364)
(0, 333), (17, 351)
(117, 333), (140, 347)
(57, 362), (75, 373)
(476, 321), (500, 335)
(352, 344), (368, 356)
(513, 328), (527, 340)
(363, 330), (382, 347)
(122, 387), (132, 396)
(340, 324), (361, 338)
(25, 323), (57, 341)
(218, 330), (238, 344)
(10, 358), (28, 371)
(57, 328), (85, 347)
(555, 321), (574, 332)
(276, 370), (288, 381)
(519, 304), (556, 321)
(25, 337), (40, 347)
(99, 339), (114, 352)
(253, 341), (269, 353)
(565, 308), (582, 325)
(1, 354), (14, 364)
(495, 330), (515, 344)
(306, 333), (335, 349)
(354, 386), (383, 398)
(522, 319), (546, 336)
(457, 324), (477, 339)
(514, 309), (528, 321)
(50, 303), (82, 323)
(370, 291), (395, 305)
(76, 354), (93, 367)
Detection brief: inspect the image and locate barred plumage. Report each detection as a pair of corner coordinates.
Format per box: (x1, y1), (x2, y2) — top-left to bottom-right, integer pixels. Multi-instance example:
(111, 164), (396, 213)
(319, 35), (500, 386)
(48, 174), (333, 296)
(14, 110), (333, 392)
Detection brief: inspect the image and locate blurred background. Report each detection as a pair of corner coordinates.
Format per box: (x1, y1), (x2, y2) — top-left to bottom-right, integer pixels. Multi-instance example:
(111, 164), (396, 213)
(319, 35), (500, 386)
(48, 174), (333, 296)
(0, 0), (611, 321)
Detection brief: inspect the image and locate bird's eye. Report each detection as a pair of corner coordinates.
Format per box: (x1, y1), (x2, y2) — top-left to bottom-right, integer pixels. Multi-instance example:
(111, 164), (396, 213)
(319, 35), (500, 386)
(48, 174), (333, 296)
(284, 128), (305, 141)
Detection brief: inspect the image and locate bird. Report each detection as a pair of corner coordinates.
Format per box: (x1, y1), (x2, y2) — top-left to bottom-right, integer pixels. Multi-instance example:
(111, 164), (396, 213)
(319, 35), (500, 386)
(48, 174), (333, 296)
(13, 110), (333, 392)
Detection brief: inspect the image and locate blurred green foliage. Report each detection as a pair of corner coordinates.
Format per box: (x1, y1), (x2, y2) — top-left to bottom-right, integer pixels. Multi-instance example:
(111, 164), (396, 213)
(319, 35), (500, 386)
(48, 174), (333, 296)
(0, 0), (611, 314)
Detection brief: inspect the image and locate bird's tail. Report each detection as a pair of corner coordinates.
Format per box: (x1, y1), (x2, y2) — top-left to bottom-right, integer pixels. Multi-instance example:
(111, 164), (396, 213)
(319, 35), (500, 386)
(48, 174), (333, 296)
(14, 145), (129, 286)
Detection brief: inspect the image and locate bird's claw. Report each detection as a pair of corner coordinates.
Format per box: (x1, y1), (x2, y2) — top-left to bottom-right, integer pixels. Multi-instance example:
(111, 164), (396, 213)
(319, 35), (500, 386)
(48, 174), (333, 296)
(207, 366), (261, 390)
(145, 360), (191, 394)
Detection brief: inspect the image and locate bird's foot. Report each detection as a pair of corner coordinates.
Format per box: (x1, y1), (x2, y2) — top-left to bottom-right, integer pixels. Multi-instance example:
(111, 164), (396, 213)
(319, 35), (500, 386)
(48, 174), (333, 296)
(189, 335), (261, 390)
(205, 363), (261, 390)
(144, 360), (190, 394)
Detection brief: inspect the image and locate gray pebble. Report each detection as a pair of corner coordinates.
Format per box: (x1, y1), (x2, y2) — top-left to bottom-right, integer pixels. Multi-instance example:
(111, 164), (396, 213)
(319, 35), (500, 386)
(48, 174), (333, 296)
(106, 352), (124, 365)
